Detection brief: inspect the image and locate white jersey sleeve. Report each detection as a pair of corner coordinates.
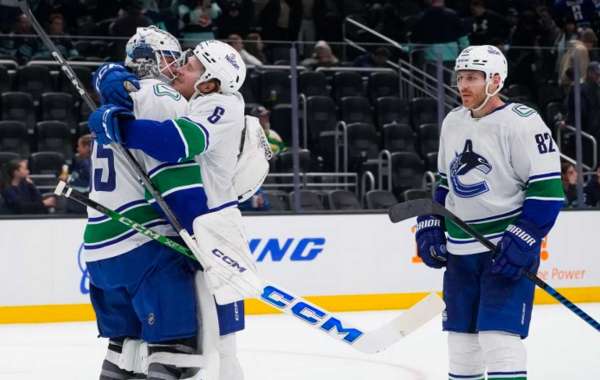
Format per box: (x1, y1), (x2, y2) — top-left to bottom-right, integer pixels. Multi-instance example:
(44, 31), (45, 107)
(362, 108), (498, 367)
(508, 107), (562, 201)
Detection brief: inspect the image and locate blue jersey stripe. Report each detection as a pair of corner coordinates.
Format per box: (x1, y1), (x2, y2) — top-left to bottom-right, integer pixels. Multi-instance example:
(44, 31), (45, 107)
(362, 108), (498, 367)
(465, 207), (522, 223)
(208, 201), (238, 213)
(528, 172), (561, 182)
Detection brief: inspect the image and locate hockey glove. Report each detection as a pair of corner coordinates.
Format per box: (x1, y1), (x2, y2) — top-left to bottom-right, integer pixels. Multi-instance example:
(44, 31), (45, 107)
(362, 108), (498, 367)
(415, 215), (447, 269)
(88, 105), (134, 145)
(492, 219), (543, 281)
(92, 63), (140, 110)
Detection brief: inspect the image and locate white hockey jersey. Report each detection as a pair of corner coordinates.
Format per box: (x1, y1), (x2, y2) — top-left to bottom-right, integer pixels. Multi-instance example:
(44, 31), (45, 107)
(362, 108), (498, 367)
(83, 79), (191, 262)
(438, 103), (563, 255)
(171, 92), (246, 210)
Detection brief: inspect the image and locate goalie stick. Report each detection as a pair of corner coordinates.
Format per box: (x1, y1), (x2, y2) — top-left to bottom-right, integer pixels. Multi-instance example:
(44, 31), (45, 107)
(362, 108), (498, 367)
(55, 181), (445, 353)
(388, 199), (600, 333)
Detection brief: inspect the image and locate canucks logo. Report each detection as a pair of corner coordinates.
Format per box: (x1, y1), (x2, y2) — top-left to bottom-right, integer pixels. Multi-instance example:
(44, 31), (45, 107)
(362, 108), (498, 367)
(449, 140), (492, 198)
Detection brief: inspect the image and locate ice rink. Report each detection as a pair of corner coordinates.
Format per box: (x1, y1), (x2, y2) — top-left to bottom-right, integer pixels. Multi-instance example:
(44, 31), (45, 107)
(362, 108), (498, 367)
(0, 303), (598, 379)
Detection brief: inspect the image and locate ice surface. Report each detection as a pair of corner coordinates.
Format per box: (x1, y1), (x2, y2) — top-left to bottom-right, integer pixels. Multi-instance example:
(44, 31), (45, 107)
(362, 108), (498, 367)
(0, 303), (598, 379)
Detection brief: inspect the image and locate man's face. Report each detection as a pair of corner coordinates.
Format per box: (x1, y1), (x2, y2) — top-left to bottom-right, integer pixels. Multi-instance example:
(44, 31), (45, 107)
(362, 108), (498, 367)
(172, 55), (204, 99)
(456, 70), (488, 109)
(77, 140), (91, 158)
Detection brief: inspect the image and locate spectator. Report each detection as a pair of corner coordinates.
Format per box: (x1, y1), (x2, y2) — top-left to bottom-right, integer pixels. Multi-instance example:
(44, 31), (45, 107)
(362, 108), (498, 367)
(558, 28), (597, 92)
(1, 159), (56, 214)
(216, 0), (254, 39)
(245, 32), (268, 64)
(227, 33), (263, 65)
(584, 166), (600, 207)
(566, 61), (600, 150)
(259, 0), (302, 42)
(561, 162), (579, 207)
(252, 105), (286, 154)
(468, 0), (510, 45)
(300, 40), (338, 69)
(553, 0), (598, 29)
(181, 0), (220, 48)
(352, 46), (391, 68)
(297, 0), (316, 56)
(313, 0), (342, 42)
(238, 188), (271, 211)
(409, 0), (469, 80)
(39, 12), (79, 59)
(110, 1), (152, 38)
(59, 134), (92, 214)
(3, 13), (43, 64)
(109, 1), (152, 59)
(60, 134), (92, 193)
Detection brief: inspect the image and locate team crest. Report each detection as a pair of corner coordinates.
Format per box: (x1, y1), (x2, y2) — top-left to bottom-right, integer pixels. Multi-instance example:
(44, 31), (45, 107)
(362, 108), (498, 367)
(449, 140), (492, 198)
(225, 53), (240, 70)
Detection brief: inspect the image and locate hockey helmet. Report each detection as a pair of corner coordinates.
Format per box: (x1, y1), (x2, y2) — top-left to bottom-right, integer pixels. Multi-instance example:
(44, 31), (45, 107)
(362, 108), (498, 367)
(454, 45), (508, 92)
(125, 26), (182, 82)
(190, 40), (246, 94)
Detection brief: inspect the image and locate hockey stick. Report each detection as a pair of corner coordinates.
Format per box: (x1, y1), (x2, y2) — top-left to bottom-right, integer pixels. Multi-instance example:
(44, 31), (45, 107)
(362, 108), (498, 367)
(55, 181), (446, 353)
(14, 0), (192, 245)
(388, 199), (600, 332)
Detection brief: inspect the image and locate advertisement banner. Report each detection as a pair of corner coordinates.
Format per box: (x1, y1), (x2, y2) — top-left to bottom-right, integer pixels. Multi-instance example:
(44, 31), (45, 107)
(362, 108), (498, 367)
(0, 211), (599, 321)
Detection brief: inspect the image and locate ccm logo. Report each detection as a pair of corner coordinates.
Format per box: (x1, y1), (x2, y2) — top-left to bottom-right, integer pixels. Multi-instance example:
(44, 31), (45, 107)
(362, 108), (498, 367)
(249, 237), (325, 262)
(261, 285), (363, 343)
(211, 248), (247, 273)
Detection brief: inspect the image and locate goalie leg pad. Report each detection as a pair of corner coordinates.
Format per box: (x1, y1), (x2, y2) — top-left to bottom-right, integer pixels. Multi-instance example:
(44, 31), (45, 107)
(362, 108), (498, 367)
(192, 207), (262, 304)
(479, 331), (526, 377)
(100, 338), (145, 379)
(147, 337), (204, 380)
(448, 332), (485, 379)
(218, 333), (244, 380)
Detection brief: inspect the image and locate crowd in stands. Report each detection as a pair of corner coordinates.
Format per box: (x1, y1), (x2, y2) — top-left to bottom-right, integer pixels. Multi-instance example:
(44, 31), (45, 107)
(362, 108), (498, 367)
(1, 0), (600, 214)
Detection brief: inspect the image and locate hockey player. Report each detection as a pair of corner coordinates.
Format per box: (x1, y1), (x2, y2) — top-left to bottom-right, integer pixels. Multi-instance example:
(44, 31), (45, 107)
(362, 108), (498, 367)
(87, 28), (243, 380)
(414, 45), (564, 380)
(89, 39), (256, 379)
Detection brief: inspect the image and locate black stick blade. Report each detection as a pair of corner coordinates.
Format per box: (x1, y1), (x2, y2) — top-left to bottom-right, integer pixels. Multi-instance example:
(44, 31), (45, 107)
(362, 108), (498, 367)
(388, 199), (435, 223)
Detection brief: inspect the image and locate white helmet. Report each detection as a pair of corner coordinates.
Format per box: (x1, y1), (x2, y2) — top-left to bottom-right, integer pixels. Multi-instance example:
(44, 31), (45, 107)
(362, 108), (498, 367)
(191, 40), (246, 95)
(125, 26), (182, 82)
(455, 45), (508, 111)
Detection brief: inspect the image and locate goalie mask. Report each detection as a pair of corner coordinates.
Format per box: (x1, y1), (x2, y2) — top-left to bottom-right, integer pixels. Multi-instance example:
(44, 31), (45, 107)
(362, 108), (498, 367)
(125, 26), (182, 83)
(454, 45), (508, 111)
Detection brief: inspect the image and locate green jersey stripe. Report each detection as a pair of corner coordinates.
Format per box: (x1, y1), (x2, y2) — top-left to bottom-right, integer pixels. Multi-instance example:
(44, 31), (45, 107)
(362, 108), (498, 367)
(174, 118), (208, 159)
(487, 376), (526, 380)
(446, 213), (519, 239)
(145, 162), (203, 197)
(526, 178), (564, 199)
(84, 204), (163, 244)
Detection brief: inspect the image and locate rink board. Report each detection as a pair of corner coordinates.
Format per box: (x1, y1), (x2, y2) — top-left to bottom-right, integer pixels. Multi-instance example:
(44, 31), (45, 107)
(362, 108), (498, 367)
(1, 211), (599, 323)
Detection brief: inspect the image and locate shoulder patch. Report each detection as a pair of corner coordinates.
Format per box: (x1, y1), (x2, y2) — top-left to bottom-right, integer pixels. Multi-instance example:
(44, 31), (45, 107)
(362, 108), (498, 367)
(153, 83), (181, 101)
(511, 103), (536, 118)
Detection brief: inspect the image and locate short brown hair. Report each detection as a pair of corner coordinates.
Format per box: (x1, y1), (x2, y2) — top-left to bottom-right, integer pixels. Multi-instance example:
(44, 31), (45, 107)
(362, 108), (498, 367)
(79, 134), (92, 147)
